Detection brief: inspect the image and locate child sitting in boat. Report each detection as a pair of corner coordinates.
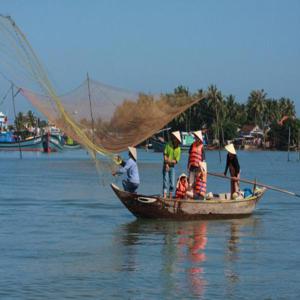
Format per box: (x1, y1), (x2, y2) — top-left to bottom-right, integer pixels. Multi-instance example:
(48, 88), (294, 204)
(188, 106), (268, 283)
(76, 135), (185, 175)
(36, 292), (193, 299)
(175, 173), (195, 199)
(193, 162), (207, 200)
(175, 173), (189, 199)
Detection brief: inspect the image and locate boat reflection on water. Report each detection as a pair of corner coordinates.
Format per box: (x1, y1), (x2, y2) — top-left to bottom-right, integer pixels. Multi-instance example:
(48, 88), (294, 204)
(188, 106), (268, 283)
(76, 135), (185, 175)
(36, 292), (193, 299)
(114, 216), (261, 299)
(177, 222), (208, 297)
(223, 217), (261, 299)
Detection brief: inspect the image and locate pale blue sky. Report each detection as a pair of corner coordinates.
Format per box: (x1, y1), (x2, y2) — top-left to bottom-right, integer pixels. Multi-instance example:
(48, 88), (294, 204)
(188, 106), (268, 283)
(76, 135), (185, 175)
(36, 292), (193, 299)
(1, 0), (300, 118)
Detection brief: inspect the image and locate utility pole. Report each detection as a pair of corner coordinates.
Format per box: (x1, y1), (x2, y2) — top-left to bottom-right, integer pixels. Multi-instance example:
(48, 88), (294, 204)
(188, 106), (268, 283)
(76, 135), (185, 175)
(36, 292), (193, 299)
(87, 73), (96, 157)
(216, 105), (221, 163)
(287, 126), (291, 162)
(11, 83), (22, 159)
(297, 128), (300, 161)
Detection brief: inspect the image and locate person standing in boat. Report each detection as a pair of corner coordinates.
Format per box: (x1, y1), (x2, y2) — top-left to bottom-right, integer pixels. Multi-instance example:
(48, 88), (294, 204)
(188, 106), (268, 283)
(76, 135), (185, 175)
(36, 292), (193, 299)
(224, 144), (240, 198)
(163, 131), (181, 198)
(113, 146), (140, 193)
(187, 131), (206, 192)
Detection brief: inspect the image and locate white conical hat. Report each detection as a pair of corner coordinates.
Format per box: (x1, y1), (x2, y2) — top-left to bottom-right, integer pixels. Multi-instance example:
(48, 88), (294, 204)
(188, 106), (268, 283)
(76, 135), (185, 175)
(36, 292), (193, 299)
(171, 131), (181, 143)
(193, 130), (203, 142)
(179, 173), (187, 178)
(128, 146), (137, 160)
(225, 143), (236, 155)
(177, 173), (187, 188)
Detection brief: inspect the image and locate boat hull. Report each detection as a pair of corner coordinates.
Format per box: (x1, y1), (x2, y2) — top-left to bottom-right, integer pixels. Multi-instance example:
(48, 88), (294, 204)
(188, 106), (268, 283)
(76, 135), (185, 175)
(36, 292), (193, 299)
(0, 135), (63, 152)
(0, 136), (44, 151)
(63, 143), (81, 150)
(49, 135), (64, 151)
(111, 184), (266, 220)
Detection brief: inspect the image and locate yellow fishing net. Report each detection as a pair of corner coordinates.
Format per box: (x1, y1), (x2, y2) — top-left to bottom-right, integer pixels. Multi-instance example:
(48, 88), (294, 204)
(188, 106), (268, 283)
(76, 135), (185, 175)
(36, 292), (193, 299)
(0, 15), (204, 159)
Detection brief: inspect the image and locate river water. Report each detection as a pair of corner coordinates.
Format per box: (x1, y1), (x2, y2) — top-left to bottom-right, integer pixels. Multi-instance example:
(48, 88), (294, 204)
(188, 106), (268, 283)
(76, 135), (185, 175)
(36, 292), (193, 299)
(0, 149), (299, 299)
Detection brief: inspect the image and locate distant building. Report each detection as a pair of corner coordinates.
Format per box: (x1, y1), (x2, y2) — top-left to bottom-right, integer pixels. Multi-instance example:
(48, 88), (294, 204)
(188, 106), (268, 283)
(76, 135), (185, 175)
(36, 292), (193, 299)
(234, 124), (265, 149)
(239, 125), (263, 138)
(0, 112), (8, 131)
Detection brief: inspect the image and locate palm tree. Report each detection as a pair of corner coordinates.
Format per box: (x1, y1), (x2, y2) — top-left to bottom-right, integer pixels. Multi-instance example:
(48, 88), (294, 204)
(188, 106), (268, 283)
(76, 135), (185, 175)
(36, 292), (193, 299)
(207, 84), (225, 145)
(27, 110), (36, 127)
(264, 99), (279, 125)
(235, 103), (248, 126)
(188, 89), (210, 131)
(169, 85), (192, 131)
(278, 97), (296, 118)
(225, 94), (238, 120)
(247, 89), (267, 128)
(14, 112), (25, 130)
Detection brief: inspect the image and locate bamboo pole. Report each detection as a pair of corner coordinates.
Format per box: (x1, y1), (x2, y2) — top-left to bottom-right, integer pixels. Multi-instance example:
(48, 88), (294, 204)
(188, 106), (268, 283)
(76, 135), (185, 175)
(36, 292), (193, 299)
(216, 105), (221, 163)
(287, 126), (291, 162)
(87, 72), (96, 158)
(297, 128), (300, 161)
(208, 171), (300, 198)
(11, 84), (22, 160)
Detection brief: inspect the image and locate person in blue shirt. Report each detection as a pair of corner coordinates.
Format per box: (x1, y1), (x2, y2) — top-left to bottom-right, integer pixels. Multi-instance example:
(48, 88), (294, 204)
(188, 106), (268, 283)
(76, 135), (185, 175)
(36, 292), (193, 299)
(112, 147), (140, 193)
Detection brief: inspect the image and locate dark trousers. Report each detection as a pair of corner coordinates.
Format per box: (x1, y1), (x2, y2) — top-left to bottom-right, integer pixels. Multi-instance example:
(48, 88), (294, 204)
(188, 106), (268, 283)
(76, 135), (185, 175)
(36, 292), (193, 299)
(122, 179), (139, 193)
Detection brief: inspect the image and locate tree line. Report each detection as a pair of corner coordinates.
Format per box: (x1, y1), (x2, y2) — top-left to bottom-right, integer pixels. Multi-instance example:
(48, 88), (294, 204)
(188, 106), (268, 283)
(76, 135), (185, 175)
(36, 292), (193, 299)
(9, 86), (300, 150)
(167, 84), (299, 150)
(12, 110), (47, 131)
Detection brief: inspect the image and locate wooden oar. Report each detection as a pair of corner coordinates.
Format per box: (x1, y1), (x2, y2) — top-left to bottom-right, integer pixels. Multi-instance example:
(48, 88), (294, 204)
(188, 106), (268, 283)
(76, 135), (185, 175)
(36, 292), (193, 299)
(208, 171), (300, 198)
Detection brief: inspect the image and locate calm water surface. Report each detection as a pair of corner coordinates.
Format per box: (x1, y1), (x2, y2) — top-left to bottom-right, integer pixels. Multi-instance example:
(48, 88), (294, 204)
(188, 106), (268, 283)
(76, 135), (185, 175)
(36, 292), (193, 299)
(0, 150), (299, 299)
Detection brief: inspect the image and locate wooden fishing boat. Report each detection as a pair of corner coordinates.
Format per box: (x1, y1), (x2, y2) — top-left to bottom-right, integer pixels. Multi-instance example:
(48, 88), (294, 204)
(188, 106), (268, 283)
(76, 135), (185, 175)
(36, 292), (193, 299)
(63, 142), (81, 150)
(111, 183), (266, 220)
(0, 135), (44, 151)
(0, 134), (64, 152)
(48, 134), (64, 151)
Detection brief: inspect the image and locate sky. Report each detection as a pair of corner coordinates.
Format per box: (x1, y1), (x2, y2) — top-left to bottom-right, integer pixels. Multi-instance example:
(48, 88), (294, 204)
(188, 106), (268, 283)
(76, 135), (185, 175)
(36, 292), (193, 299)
(1, 0), (300, 120)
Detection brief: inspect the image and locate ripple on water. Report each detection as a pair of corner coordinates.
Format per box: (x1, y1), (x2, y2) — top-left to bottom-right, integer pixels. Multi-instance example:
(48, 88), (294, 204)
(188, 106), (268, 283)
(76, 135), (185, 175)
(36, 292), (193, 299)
(1, 150), (300, 299)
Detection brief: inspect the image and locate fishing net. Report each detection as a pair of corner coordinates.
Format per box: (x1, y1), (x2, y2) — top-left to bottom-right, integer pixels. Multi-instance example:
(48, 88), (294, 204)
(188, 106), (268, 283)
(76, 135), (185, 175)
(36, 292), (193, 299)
(21, 82), (202, 154)
(0, 15), (204, 160)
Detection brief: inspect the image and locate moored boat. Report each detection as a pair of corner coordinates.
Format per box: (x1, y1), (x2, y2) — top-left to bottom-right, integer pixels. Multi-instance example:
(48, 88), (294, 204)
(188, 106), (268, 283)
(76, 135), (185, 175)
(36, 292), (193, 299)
(63, 136), (81, 150)
(48, 134), (64, 151)
(0, 133), (62, 152)
(151, 131), (196, 152)
(111, 183), (266, 220)
(0, 135), (44, 151)
(63, 143), (81, 150)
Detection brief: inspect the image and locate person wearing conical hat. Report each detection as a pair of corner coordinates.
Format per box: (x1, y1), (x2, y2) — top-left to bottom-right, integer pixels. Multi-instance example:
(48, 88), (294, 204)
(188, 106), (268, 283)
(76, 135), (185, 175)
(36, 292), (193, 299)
(163, 131), (181, 198)
(112, 146), (140, 193)
(187, 130), (207, 198)
(175, 173), (189, 199)
(224, 143), (240, 198)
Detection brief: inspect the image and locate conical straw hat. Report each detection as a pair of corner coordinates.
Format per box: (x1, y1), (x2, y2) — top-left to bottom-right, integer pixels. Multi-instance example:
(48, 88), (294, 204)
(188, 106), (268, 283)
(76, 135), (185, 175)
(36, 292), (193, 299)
(225, 144), (236, 155)
(171, 131), (181, 143)
(128, 146), (137, 160)
(177, 173), (187, 188)
(193, 130), (203, 142)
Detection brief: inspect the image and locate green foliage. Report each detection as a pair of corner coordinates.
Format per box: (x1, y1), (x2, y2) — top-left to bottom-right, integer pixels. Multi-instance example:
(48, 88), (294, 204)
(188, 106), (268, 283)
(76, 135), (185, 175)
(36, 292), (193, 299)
(14, 110), (44, 130)
(14, 112), (25, 130)
(167, 85), (299, 148)
(269, 118), (300, 149)
(222, 120), (239, 141)
(246, 89), (267, 127)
